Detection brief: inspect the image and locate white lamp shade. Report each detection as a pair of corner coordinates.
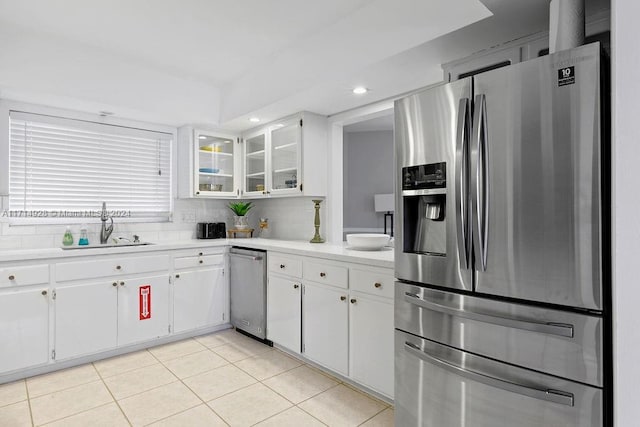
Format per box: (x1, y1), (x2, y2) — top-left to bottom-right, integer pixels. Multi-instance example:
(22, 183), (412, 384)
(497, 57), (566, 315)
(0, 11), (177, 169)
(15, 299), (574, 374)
(374, 193), (394, 212)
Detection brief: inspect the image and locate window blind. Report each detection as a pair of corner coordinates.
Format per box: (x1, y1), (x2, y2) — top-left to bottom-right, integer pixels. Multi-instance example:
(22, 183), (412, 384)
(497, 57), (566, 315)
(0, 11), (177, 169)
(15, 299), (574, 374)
(9, 111), (172, 222)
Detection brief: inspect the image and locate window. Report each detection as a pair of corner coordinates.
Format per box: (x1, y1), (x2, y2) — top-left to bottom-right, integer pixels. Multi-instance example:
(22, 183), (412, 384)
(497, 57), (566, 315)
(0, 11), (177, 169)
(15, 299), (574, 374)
(9, 111), (172, 223)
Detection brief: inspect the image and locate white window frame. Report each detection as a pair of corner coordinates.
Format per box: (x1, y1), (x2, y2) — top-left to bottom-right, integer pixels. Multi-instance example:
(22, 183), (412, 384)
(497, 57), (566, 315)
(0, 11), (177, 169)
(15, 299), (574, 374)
(0, 100), (176, 225)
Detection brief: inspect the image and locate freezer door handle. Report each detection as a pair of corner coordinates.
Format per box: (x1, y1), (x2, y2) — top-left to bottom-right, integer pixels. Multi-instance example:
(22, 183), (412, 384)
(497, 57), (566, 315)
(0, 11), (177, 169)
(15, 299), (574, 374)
(404, 292), (574, 338)
(404, 341), (575, 407)
(455, 97), (470, 269)
(471, 94), (489, 271)
(229, 253), (263, 261)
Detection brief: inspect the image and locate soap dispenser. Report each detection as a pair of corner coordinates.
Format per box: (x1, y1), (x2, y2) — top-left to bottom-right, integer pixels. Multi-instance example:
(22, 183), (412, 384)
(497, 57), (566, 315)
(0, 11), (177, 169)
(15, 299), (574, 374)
(78, 225), (89, 246)
(62, 226), (74, 246)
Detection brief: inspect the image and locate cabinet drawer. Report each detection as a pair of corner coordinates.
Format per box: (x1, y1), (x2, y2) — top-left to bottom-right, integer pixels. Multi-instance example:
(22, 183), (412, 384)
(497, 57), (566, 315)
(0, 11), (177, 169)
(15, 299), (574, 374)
(56, 254), (170, 282)
(350, 267), (394, 299)
(174, 254), (224, 270)
(268, 253), (302, 278)
(0, 264), (49, 287)
(303, 259), (348, 289)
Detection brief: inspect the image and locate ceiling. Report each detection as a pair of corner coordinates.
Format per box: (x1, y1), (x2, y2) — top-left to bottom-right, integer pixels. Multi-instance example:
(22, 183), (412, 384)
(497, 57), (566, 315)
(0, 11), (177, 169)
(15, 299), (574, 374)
(0, 0), (610, 132)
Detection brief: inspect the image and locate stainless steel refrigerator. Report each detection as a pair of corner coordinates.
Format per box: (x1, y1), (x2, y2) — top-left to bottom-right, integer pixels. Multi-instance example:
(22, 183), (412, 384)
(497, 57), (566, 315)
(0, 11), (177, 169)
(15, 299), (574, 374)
(394, 42), (609, 427)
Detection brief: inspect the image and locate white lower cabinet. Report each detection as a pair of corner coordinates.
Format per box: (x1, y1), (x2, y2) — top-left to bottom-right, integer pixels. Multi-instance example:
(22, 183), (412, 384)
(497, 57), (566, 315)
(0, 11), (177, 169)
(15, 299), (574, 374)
(116, 274), (170, 346)
(0, 287), (50, 373)
(266, 275), (301, 353)
(302, 281), (349, 375)
(55, 281), (118, 360)
(173, 267), (225, 333)
(55, 274), (170, 359)
(349, 291), (394, 397)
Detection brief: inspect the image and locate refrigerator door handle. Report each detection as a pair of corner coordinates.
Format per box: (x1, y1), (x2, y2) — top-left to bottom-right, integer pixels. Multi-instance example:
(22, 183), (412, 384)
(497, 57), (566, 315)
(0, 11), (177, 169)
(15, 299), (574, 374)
(404, 292), (574, 338)
(404, 341), (575, 407)
(455, 97), (470, 269)
(471, 94), (489, 271)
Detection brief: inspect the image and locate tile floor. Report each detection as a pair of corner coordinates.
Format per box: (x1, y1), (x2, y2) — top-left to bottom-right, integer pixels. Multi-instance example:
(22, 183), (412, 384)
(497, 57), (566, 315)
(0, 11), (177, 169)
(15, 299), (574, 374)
(0, 329), (394, 426)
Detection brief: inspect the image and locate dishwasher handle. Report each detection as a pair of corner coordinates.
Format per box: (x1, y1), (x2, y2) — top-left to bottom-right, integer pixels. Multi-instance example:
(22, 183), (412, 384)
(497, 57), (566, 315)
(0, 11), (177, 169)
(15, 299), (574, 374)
(230, 253), (263, 262)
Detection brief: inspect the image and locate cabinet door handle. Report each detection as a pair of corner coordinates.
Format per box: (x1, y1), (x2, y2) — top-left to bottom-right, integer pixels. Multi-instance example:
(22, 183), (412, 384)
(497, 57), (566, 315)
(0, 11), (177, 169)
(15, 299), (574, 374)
(199, 252), (203, 256)
(320, 272), (326, 278)
(112, 282), (118, 287)
(8, 275), (15, 281)
(374, 282), (382, 288)
(280, 264), (286, 269)
(175, 274), (180, 278)
(41, 290), (47, 296)
(119, 281), (125, 286)
(350, 298), (357, 304)
(293, 284), (299, 289)
(196, 191), (200, 195)
(340, 296), (346, 301)
(116, 265), (122, 270)
(199, 260), (203, 264)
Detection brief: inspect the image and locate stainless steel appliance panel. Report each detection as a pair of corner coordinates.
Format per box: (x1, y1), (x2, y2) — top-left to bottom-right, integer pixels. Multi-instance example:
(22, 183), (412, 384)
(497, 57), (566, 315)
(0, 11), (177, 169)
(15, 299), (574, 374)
(395, 78), (473, 291)
(395, 330), (603, 427)
(472, 43), (602, 310)
(395, 282), (603, 386)
(229, 247), (267, 339)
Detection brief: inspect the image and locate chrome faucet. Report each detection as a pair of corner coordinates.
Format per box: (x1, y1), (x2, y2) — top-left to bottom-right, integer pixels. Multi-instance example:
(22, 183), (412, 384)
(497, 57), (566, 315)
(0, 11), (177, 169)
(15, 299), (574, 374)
(100, 202), (114, 244)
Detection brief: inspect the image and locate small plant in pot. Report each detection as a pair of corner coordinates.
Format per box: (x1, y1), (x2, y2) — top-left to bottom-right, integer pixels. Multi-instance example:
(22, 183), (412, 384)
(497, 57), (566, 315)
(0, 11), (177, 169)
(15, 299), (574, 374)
(228, 202), (253, 229)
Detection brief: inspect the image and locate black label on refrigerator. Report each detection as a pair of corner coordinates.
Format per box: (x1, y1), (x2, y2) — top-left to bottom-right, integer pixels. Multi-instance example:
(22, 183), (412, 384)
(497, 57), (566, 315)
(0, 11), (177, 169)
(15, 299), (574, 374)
(557, 66), (575, 86)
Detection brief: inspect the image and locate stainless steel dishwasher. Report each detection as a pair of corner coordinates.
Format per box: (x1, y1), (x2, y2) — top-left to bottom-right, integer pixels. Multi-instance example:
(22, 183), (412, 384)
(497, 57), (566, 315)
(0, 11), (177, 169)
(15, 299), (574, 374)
(229, 247), (268, 341)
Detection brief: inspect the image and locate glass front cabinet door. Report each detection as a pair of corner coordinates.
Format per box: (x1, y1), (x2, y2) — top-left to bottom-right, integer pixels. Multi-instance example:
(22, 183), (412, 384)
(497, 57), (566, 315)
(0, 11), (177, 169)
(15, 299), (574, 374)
(269, 118), (302, 195)
(194, 130), (238, 197)
(243, 129), (268, 196)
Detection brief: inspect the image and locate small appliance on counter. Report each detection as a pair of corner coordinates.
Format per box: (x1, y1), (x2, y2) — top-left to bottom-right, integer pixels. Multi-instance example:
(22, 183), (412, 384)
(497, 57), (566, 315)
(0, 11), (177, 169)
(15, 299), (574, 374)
(196, 222), (226, 239)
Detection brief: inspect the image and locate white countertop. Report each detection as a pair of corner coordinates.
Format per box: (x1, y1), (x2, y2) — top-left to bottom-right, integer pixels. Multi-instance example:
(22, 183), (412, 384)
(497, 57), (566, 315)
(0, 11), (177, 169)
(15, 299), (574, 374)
(0, 238), (394, 268)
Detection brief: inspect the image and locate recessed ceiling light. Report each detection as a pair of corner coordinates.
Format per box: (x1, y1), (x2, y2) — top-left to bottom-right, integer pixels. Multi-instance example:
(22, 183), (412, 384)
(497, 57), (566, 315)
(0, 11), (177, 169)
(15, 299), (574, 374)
(249, 117), (260, 123)
(352, 87), (368, 95)
(198, 135), (207, 140)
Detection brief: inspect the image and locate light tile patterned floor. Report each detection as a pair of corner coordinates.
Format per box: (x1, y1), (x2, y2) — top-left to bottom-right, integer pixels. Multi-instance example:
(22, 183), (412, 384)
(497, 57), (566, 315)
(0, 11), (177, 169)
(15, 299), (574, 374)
(0, 329), (394, 426)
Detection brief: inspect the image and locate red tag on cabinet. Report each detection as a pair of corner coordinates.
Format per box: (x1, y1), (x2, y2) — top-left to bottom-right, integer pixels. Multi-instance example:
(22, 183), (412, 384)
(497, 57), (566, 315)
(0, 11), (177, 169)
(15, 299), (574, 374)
(139, 285), (151, 320)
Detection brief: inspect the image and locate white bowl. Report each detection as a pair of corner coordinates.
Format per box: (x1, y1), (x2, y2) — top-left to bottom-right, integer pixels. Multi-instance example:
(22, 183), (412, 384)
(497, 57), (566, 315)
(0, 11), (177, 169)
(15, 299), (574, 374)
(346, 233), (390, 251)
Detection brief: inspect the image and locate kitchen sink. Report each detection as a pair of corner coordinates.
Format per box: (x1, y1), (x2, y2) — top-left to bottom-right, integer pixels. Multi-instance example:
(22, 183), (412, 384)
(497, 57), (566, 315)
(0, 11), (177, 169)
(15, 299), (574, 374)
(61, 241), (155, 250)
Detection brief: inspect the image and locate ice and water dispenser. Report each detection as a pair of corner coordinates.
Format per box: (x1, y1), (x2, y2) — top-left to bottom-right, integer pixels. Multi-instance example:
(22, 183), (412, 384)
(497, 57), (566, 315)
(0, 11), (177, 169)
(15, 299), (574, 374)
(402, 162), (447, 255)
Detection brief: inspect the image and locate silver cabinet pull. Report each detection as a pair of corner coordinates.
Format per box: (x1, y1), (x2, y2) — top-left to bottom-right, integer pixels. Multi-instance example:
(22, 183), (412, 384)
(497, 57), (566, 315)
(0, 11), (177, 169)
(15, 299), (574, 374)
(404, 292), (573, 338)
(455, 97), (470, 269)
(175, 274), (180, 278)
(116, 265), (122, 270)
(350, 298), (357, 304)
(41, 290), (47, 296)
(374, 282), (382, 288)
(119, 281), (125, 286)
(112, 282), (118, 287)
(404, 341), (574, 407)
(340, 296), (346, 301)
(8, 275), (15, 281)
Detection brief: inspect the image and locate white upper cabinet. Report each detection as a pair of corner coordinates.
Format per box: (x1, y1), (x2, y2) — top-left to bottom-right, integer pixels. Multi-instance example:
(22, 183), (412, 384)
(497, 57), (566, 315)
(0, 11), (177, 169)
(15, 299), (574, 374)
(179, 112), (327, 199)
(242, 112), (327, 198)
(178, 127), (241, 198)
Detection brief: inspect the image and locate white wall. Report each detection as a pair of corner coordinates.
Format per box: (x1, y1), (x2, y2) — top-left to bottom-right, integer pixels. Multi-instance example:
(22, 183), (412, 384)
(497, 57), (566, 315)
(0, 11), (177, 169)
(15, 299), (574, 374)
(343, 130), (394, 233)
(611, 1), (640, 425)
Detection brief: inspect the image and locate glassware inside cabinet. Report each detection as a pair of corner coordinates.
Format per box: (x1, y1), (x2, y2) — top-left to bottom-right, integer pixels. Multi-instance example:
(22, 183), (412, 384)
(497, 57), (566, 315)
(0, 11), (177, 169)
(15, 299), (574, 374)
(197, 133), (234, 193)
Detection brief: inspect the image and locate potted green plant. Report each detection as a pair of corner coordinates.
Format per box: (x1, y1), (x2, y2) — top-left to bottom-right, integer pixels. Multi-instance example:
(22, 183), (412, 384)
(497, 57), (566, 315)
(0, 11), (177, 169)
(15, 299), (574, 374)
(228, 201), (253, 229)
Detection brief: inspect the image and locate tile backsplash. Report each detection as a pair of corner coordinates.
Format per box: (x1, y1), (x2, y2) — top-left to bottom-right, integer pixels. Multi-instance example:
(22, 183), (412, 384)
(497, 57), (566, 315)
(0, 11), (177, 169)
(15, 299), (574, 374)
(0, 196), (324, 249)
